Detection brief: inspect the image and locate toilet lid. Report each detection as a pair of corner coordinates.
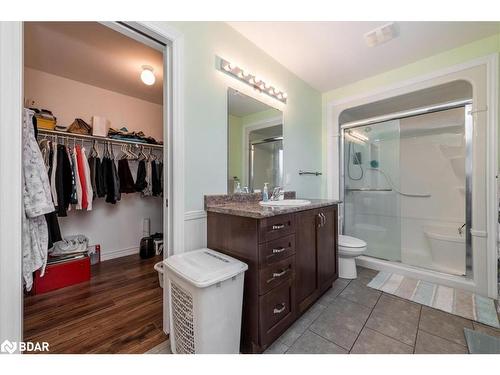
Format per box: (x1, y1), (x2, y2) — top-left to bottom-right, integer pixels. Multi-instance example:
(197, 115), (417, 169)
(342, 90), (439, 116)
(339, 235), (367, 248)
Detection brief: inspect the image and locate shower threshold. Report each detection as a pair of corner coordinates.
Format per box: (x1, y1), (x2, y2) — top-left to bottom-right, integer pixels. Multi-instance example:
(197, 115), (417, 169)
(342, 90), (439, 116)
(356, 255), (478, 295)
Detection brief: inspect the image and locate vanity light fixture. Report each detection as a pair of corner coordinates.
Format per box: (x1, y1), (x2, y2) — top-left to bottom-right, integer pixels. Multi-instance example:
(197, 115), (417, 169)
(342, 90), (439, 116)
(140, 65), (155, 86)
(217, 57), (287, 104)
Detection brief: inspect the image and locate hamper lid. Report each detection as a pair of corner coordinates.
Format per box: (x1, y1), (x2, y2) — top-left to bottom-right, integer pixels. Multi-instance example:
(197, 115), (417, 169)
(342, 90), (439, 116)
(163, 248), (248, 288)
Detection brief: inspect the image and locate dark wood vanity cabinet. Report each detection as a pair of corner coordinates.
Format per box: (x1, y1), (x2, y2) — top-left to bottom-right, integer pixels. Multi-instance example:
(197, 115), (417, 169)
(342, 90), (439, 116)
(207, 204), (338, 353)
(296, 206), (338, 314)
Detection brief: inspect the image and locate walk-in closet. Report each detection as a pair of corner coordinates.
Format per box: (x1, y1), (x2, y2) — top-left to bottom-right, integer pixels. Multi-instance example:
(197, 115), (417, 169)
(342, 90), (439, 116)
(22, 22), (168, 353)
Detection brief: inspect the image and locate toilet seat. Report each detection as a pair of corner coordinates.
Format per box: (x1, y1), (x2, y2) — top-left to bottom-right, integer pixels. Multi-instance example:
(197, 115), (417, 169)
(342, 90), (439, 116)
(339, 235), (366, 248)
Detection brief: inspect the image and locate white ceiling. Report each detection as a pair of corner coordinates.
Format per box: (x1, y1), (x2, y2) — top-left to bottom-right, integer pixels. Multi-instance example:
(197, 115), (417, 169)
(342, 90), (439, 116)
(228, 22), (500, 92)
(228, 88), (279, 117)
(24, 22), (163, 104)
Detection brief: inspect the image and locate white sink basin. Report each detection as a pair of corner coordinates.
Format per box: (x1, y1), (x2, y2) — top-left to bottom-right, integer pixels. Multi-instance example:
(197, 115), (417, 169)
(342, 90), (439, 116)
(259, 199), (311, 207)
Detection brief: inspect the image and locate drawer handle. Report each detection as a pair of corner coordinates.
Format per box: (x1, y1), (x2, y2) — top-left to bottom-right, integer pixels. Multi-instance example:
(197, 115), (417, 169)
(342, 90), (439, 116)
(272, 246), (286, 254)
(272, 224), (285, 230)
(266, 268), (289, 283)
(273, 303), (286, 314)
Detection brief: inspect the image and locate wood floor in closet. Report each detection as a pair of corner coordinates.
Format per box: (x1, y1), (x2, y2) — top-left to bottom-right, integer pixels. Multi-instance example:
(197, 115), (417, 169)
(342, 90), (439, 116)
(24, 254), (167, 354)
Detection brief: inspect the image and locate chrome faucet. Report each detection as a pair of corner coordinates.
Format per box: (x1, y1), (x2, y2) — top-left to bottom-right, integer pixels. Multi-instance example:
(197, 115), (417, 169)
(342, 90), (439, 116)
(270, 187), (284, 201)
(458, 223), (466, 235)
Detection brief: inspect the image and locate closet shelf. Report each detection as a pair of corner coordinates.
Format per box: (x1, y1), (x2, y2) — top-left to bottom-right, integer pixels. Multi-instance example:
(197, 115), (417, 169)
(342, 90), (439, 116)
(37, 129), (164, 150)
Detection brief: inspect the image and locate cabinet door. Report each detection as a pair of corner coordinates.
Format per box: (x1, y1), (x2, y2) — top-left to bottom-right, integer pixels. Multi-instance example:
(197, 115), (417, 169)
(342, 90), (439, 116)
(295, 209), (320, 312)
(317, 206), (338, 292)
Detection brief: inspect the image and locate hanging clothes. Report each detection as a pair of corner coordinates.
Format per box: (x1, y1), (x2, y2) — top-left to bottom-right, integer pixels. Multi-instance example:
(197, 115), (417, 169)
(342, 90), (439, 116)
(151, 160), (161, 197)
(142, 159), (153, 197)
(22, 109), (55, 291)
(118, 159), (136, 194)
(50, 141), (58, 206)
(68, 147), (78, 205)
(135, 160), (147, 192)
(55, 144), (72, 216)
(112, 158), (121, 202)
(72, 146), (83, 209)
(104, 156), (117, 204)
(76, 145), (89, 210)
(95, 156), (106, 198)
(82, 147), (93, 210)
(88, 155), (97, 200)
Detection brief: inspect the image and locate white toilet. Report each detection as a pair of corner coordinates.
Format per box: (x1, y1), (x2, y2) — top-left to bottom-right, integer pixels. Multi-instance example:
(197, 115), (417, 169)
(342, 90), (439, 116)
(338, 235), (367, 279)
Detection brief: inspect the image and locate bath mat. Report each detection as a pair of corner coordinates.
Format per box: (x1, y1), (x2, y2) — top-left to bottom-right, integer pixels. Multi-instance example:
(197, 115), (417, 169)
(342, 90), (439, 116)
(367, 271), (500, 328)
(464, 328), (500, 354)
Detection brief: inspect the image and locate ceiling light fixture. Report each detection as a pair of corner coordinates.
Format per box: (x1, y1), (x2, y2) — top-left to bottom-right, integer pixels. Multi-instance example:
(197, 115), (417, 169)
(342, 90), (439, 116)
(140, 65), (155, 86)
(217, 57), (287, 104)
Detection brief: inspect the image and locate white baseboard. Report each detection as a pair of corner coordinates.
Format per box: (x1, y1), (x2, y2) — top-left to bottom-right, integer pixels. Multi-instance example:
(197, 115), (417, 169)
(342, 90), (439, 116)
(100, 246), (140, 262)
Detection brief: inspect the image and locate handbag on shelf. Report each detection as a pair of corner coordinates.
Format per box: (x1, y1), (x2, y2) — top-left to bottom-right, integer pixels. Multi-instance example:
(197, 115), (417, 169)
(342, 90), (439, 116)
(68, 118), (92, 135)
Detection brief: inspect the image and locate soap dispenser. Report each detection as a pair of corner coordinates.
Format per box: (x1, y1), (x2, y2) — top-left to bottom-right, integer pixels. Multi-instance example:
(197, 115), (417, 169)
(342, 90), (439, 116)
(234, 181), (242, 194)
(262, 183), (269, 201)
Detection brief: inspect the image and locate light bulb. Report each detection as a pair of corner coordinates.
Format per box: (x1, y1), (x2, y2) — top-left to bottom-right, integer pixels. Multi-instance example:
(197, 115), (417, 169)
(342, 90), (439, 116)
(141, 65), (155, 86)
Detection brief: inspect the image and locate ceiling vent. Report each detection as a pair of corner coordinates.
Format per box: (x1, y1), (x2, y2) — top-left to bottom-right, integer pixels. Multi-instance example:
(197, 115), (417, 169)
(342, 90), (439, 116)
(364, 22), (399, 47)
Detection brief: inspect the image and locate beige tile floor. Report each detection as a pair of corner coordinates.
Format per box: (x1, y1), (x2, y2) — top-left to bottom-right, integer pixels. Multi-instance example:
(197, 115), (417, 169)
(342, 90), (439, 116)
(146, 267), (500, 354)
(265, 267), (500, 354)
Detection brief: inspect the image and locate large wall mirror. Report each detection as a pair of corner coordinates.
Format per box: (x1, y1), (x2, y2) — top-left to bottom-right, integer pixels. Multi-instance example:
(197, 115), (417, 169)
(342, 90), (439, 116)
(227, 88), (283, 193)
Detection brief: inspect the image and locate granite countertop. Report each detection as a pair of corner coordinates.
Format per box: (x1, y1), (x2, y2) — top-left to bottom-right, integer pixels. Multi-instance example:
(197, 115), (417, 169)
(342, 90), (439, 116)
(206, 198), (341, 219)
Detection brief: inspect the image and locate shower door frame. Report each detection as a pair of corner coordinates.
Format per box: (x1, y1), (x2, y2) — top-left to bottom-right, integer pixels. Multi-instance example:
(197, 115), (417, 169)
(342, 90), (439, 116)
(249, 136), (284, 191)
(339, 99), (474, 279)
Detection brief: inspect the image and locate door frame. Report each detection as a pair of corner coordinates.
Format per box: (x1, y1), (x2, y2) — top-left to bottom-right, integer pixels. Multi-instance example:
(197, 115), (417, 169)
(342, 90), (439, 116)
(325, 54), (498, 298)
(0, 21), (185, 349)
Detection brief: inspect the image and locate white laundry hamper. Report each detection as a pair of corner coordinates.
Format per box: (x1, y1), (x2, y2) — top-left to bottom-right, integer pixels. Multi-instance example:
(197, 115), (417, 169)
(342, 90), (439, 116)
(163, 248), (248, 354)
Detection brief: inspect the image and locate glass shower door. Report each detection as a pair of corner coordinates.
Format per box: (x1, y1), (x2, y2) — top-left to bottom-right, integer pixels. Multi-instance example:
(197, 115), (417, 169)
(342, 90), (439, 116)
(342, 120), (402, 261)
(342, 105), (470, 276)
(249, 139), (283, 191)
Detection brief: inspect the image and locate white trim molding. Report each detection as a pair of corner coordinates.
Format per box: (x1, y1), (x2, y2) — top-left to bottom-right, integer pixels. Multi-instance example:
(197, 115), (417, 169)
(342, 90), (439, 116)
(0, 21), (23, 349)
(184, 210), (208, 252)
(100, 246), (140, 262)
(184, 210), (207, 221)
(326, 53), (499, 298)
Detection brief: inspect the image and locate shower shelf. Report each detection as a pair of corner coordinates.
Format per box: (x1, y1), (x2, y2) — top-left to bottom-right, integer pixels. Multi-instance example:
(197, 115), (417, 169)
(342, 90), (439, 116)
(346, 188), (393, 192)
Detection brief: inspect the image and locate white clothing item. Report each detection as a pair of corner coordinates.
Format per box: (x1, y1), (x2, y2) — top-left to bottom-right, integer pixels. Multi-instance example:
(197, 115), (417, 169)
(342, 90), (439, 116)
(142, 159), (153, 197)
(22, 109), (55, 291)
(81, 147), (93, 210)
(50, 141), (58, 206)
(73, 147), (83, 210)
(51, 235), (89, 256)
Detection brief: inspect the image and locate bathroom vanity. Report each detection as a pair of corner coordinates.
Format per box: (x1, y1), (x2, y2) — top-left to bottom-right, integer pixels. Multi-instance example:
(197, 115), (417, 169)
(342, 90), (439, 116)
(206, 194), (339, 353)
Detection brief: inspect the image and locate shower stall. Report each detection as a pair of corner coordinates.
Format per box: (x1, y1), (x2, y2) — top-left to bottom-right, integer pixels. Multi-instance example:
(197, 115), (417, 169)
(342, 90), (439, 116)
(341, 100), (473, 278)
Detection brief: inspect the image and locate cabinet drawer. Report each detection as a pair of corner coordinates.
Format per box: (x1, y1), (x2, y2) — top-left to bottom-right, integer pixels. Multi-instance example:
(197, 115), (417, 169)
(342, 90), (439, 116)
(259, 235), (295, 266)
(259, 214), (295, 242)
(259, 256), (294, 295)
(259, 278), (295, 346)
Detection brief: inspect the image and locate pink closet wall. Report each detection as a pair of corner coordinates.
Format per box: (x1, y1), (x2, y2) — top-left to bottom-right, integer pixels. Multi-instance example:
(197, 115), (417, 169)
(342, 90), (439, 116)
(24, 67), (163, 140)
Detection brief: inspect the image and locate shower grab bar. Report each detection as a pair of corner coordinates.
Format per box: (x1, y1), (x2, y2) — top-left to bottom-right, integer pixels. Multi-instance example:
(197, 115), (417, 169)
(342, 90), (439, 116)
(299, 170), (322, 176)
(346, 188), (393, 192)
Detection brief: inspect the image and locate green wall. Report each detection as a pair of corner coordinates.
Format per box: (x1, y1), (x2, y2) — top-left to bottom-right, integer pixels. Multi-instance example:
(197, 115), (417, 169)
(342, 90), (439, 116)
(323, 34), (500, 103)
(228, 114), (243, 182)
(154, 22), (323, 212)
